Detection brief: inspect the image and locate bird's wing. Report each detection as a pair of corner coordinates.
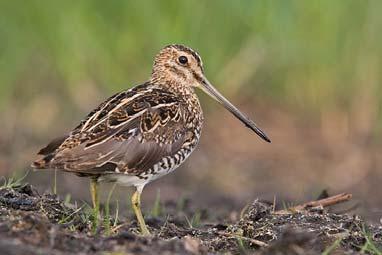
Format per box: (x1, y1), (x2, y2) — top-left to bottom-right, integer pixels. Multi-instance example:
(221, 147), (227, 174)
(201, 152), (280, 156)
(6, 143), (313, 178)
(32, 83), (192, 176)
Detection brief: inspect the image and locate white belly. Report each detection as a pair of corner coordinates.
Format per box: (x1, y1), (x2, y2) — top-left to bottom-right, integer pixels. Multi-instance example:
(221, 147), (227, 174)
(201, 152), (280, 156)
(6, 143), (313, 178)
(98, 143), (197, 188)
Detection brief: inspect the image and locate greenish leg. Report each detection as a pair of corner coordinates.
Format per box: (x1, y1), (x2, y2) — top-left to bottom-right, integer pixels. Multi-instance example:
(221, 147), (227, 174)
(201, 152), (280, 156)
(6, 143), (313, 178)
(131, 187), (150, 235)
(90, 178), (99, 228)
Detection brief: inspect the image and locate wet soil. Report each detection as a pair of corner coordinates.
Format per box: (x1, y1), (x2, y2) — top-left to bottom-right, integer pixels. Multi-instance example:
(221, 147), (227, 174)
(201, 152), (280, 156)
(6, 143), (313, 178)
(0, 184), (381, 255)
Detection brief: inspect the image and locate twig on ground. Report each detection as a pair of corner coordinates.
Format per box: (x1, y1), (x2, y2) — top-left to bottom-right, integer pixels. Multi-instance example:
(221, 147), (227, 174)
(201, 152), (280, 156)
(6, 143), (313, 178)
(275, 193), (352, 215)
(217, 231), (269, 247)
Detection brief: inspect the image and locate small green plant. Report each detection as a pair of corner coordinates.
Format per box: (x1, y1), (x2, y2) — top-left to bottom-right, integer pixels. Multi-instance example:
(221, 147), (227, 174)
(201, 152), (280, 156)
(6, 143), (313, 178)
(125, 194), (132, 214)
(236, 236), (248, 254)
(79, 202), (98, 234)
(92, 206), (99, 233)
(272, 195), (277, 213)
(184, 210), (201, 228)
(104, 184), (117, 236)
(1, 171), (29, 189)
(239, 202), (251, 219)
(151, 189), (162, 217)
(191, 210), (201, 227)
(113, 199), (119, 228)
(359, 227), (382, 255)
(52, 169), (57, 194)
(58, 205), (84, 225)
(322, 238), (342, 255)
(184, 214), (192, 228)
(281, 201), (296, 213)
(176, 195), (186, 212)
(233, 228), (248, 253)
(68, 225), (77, 232)
(64, 194), (72, 205)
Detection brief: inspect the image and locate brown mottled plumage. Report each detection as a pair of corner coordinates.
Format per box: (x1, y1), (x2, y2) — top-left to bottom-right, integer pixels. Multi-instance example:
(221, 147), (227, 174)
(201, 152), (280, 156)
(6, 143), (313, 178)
(31, 44), (270, 235)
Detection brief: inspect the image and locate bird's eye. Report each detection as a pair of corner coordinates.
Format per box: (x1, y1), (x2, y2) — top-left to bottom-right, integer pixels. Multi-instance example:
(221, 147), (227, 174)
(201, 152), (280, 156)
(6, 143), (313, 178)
(178, 56), (188, 65)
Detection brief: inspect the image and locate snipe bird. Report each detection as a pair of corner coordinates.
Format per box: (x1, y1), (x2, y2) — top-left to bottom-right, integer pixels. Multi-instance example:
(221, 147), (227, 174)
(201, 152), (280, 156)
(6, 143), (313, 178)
(32, 44), (271, 235)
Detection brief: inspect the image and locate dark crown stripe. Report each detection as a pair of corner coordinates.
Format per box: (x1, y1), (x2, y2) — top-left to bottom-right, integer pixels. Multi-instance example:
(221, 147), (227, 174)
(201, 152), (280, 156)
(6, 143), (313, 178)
(165, 44), (203, 67)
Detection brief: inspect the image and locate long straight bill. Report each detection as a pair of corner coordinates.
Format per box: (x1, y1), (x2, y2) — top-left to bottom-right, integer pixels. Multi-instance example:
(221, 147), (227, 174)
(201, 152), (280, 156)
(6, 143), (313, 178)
(201, 78), (271, 143)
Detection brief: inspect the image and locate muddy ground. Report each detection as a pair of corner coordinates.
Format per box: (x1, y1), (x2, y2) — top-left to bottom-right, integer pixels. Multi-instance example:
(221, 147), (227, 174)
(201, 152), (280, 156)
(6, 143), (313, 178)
(0, 184), (381, 255)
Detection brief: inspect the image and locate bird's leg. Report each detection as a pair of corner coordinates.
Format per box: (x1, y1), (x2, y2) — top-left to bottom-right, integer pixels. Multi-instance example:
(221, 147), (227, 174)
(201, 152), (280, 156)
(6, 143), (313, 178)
(90, 178), (99, 228)
(131, 187), (150, 235)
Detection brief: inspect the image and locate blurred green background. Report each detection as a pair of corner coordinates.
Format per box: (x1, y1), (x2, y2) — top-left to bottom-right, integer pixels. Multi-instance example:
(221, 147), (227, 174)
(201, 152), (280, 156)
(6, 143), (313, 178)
(1, 1), (382, 221)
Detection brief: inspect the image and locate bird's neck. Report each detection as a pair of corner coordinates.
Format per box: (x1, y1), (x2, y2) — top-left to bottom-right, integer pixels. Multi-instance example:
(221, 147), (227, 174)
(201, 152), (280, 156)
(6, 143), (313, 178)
(150, 76), (196, 99)
(149, 77), (202, 119)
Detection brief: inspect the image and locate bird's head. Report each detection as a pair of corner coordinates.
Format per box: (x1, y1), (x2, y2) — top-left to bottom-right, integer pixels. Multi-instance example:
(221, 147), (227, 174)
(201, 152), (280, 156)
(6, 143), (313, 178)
(151, 44), (204, 87)
(151, 44), (271, 143)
